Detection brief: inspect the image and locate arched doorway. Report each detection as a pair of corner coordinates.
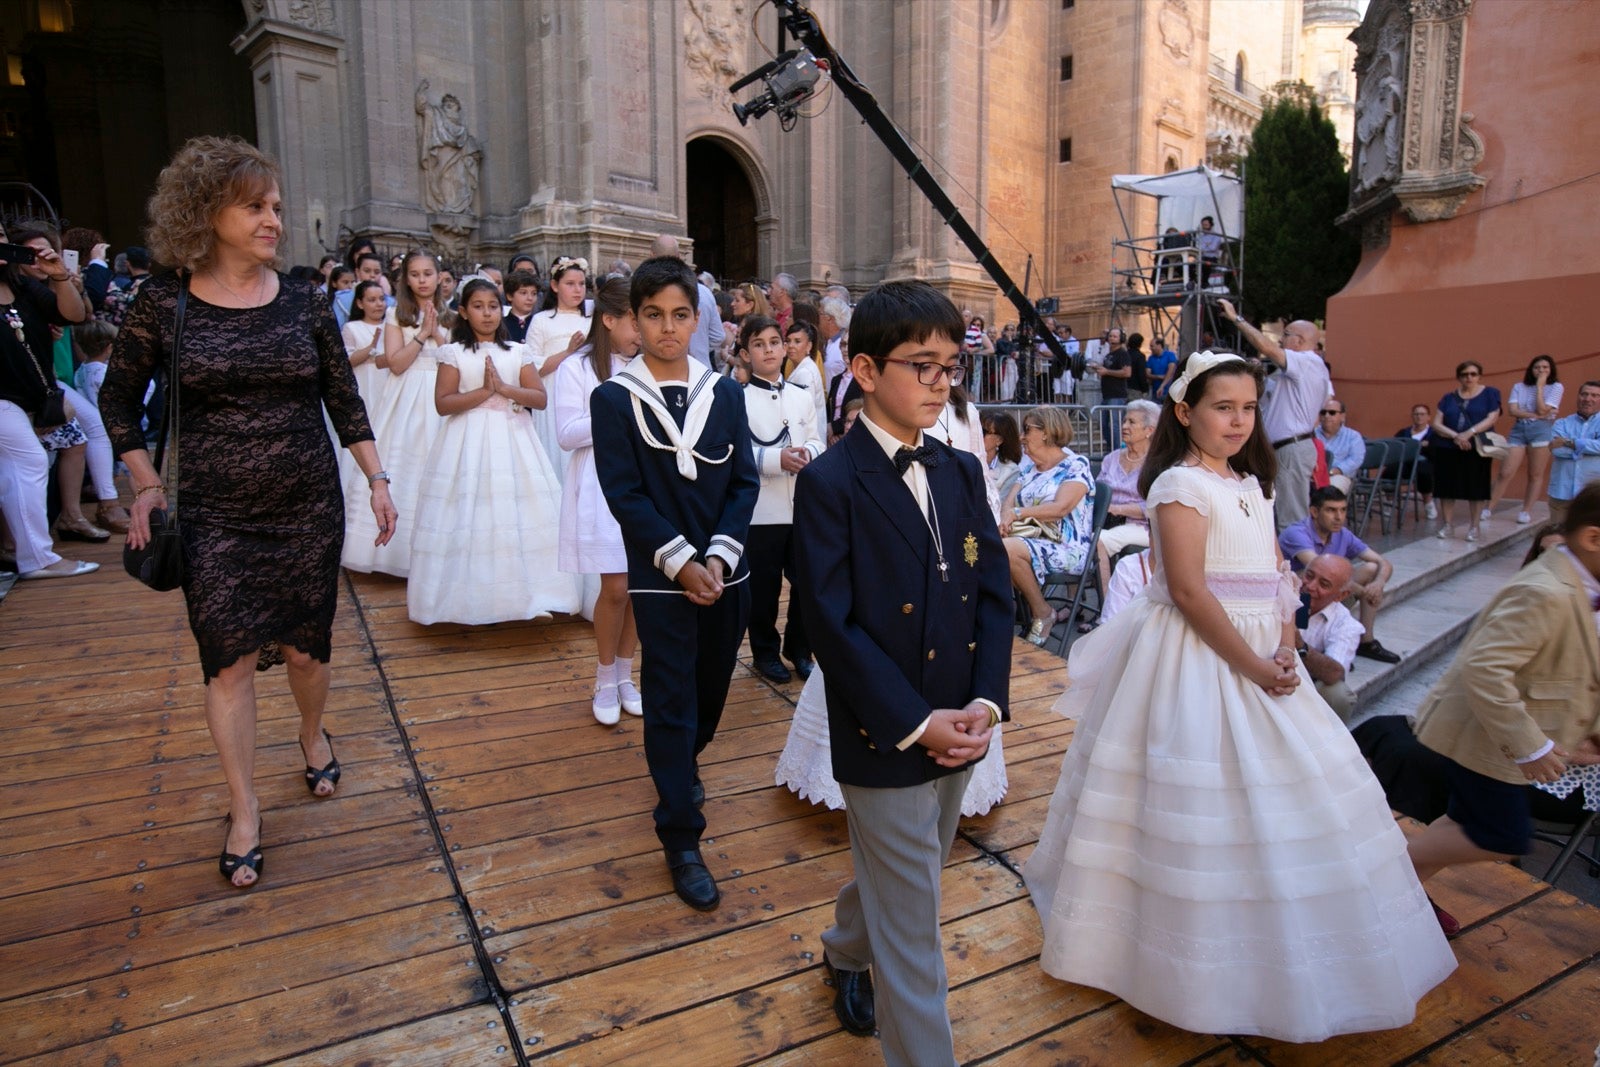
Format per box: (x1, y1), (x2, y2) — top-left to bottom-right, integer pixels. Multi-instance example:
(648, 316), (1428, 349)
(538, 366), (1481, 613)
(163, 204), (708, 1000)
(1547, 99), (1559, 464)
(686, 137), (759, 284)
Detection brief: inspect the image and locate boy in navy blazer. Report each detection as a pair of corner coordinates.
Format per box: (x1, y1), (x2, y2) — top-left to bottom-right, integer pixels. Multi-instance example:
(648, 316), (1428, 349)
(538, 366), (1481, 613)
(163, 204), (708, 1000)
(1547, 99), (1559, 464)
(793, 281), (1012, 1065)
(592, 256), (759, 912)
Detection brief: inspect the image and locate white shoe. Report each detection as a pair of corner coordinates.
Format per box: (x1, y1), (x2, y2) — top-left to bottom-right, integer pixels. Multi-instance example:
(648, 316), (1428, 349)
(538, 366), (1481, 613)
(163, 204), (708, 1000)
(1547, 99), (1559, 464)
(592, 685), (621, 726)
(1436, 524), (1453, 539)
(1479, 507), (1493, 522)
(1466, 527), (1479, 542)
(618, 678), (644, 717)
(1517, 511), (1532, 524)
(1425, 501), (1438, 520)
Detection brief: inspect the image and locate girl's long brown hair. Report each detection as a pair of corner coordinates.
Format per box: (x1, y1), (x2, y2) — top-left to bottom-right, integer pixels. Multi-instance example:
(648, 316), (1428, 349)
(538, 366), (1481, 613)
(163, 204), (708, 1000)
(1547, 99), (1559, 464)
(1138, 356), (1277, 499)
(582, 277), (632, 383)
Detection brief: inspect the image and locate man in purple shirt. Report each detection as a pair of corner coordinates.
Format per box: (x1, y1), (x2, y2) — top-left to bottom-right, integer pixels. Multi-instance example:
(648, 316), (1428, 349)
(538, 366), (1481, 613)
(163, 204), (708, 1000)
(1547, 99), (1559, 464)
(1279, 486), (1401, 663)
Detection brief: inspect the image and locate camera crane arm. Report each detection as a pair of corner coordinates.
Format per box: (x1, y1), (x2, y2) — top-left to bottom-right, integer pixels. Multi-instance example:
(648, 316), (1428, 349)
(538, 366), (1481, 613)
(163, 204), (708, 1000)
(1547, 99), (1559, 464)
(760, 0), (1073, 373)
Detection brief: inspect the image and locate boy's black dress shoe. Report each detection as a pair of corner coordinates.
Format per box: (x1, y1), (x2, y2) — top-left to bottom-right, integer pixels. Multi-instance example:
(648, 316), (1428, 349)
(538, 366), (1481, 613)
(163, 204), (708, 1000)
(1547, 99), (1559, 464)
(823, 952), (875, 1035)
(665, 849), (719, 911)
(755, 659), (792, 683)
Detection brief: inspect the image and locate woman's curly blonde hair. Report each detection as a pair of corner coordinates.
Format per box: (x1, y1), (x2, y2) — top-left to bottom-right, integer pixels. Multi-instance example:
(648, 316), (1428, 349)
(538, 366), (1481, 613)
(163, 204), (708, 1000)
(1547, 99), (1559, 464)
(146, 135), (282, 272)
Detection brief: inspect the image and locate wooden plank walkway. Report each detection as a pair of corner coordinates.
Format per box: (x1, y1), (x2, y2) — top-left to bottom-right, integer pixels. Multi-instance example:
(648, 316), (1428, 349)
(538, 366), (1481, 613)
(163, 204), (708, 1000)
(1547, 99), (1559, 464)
(4, 535), (1600, 1066)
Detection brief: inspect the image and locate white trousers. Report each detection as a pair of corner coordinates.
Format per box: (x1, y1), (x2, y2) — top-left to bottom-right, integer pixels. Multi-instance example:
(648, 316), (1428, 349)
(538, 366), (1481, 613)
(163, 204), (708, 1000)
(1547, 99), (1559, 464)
(0, 399), (61, 572)
(58, 382), (117, 502)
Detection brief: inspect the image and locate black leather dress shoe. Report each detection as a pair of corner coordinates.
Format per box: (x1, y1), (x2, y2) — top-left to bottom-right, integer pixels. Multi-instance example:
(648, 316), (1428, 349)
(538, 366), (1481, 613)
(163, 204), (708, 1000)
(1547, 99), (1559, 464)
(823, 952), (875, 1035)
(755, 659), (792, 683)
(791, 658), (814, 681)
(690, 777), (705, 809)
(1355, 639), (1402, 664)
(665, 849), (719, 911)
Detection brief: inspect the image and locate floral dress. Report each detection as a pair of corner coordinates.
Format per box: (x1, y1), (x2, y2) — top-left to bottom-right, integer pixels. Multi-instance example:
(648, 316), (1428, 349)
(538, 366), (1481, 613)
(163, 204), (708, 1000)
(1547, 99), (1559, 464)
(1014, 451), (1095, 581)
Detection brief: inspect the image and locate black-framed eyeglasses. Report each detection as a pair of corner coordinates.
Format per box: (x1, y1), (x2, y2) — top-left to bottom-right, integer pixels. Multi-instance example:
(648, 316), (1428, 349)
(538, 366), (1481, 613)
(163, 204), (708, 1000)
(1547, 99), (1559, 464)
(881, 357), (966, 386)
(1320, 409), (1341, 416)
(1459, 371), (1480, 378)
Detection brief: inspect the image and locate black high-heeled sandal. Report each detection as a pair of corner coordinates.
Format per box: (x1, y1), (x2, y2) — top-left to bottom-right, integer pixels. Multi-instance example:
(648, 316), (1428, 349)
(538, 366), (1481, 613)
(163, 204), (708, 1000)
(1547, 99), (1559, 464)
(300, 728), (342, 797)
(218, 817), (264, 888)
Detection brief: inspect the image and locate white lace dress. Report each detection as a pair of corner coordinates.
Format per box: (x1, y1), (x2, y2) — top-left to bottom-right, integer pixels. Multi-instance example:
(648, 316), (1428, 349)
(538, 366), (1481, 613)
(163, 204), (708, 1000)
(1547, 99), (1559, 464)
(775, 401), (1009, 816)
(1023, 464), (1455, 1042)
(405, 342), (581, 624)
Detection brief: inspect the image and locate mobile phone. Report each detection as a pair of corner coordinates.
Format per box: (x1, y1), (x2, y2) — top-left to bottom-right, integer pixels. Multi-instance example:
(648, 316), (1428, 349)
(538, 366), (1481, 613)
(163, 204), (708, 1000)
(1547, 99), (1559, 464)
(0, 243), (38, 265)
(1295, 589), (1311, 630)
(61, 249), (80, 273)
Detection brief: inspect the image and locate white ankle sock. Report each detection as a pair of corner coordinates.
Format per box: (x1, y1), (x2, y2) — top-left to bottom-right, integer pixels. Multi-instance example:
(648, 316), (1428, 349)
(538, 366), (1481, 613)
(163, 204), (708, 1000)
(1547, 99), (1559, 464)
(596, 660), (617, 688)
(615, 656), (635, 685)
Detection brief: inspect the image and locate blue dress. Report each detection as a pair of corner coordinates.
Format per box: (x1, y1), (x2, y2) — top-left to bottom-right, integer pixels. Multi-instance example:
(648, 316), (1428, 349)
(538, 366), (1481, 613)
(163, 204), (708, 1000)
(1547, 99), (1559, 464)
(1015, 451), (1095, 581)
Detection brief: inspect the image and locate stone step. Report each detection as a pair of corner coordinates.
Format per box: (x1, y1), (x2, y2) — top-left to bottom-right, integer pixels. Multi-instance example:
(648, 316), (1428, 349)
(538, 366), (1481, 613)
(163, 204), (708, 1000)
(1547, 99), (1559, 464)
(1364, 507), (1542, 612)
(1348, 536), (1532, 713)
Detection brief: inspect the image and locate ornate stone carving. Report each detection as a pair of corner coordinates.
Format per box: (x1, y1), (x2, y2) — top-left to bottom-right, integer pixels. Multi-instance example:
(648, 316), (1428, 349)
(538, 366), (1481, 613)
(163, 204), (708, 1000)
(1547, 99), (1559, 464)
(415, 80), (482, 217)
(1158, 0), (1195, 64)
(684, 0), (749, 106)
(1340, 0), (1484, 242)
(286, 0), (334, 31)
(1351, 4), (1406, 195)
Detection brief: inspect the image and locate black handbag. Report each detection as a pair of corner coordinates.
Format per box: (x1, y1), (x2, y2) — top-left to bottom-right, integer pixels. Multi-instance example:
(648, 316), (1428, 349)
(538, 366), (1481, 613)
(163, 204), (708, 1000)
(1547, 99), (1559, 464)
(123, 273), (189, 591)
(3, 304), (70, 430)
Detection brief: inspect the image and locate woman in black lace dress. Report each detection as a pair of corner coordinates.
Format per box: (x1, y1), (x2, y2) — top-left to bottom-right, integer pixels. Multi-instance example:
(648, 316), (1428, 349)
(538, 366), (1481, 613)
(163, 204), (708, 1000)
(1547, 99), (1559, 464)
(99, 136), (398, 888)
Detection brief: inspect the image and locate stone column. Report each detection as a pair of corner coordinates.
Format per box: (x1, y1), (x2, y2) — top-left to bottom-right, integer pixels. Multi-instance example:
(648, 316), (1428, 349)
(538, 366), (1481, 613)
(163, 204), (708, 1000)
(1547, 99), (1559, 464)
(232, 2), (346, 267)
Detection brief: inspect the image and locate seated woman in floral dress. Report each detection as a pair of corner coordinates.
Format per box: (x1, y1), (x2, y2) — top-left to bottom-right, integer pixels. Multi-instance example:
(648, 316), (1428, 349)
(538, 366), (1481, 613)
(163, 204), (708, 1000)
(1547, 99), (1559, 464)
(1001, 405), (1095, 645)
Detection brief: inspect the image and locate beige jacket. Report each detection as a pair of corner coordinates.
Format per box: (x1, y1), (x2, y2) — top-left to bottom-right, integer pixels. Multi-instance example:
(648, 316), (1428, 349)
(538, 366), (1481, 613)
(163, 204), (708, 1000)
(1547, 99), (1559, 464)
(1415, 550), (1600, 784)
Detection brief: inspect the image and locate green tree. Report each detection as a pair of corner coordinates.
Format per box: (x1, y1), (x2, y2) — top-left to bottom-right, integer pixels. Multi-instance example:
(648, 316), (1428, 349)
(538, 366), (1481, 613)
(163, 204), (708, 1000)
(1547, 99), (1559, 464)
(1241, 82), (1361, 323)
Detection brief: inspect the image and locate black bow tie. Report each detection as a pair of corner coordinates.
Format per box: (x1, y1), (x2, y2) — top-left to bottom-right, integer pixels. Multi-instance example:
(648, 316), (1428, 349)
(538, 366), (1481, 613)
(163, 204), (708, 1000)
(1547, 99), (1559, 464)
(894, 443), (942, 476)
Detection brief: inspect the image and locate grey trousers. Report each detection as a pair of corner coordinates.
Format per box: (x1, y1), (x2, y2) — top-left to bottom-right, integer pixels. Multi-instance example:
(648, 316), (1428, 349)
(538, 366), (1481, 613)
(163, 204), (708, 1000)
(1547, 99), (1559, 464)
(825, 768), (972, 1067)
(1274, 437), (1317, 533)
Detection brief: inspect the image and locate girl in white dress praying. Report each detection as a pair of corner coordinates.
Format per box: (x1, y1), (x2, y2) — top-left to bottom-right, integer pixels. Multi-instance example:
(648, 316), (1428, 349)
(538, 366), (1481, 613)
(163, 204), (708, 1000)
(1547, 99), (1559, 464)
(525, 255), (593, 477)
(338, 280), (387, 503)
(345, 249), (449, 576)
(406, 279), (580, 625)
(551, 278), (644, 725)
(1023, 351), (1455, 1043)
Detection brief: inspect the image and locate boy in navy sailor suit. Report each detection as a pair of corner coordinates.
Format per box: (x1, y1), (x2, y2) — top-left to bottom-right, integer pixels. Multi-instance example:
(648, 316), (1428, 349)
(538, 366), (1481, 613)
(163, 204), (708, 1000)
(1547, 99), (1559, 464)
(793, 281), (1012, 1066)
(592, 256), (759, 912)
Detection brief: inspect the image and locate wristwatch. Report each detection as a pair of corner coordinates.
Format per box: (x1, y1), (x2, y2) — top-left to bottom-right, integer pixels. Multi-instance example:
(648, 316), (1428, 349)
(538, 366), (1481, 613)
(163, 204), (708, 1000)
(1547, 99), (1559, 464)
(1296, 645), (1309, 659)
(368, 470), (391, 486)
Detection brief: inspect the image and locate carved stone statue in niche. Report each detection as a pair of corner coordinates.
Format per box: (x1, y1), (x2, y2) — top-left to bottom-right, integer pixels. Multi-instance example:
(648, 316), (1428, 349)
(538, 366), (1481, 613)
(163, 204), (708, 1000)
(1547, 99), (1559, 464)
(684, 0), (748, 104)
(415, 80), (482, 217)
(286, 0), (334, 32)
(1353, 64), (1403, 193)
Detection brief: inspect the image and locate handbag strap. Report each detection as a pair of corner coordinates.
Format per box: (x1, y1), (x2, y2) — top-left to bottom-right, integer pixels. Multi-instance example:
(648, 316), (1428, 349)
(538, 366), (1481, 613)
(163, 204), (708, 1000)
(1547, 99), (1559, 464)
(151, 271), (189, 507)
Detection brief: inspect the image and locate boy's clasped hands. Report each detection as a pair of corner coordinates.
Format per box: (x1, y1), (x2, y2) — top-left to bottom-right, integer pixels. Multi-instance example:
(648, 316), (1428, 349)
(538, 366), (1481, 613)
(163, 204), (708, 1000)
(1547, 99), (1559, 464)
(922, 703), (996, 767)
(679, 557), (727, 606)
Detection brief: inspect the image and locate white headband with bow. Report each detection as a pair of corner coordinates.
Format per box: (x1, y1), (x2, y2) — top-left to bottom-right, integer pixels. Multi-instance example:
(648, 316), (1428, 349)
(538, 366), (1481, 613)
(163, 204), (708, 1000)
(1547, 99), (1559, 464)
(1168, 350), (1247, 405)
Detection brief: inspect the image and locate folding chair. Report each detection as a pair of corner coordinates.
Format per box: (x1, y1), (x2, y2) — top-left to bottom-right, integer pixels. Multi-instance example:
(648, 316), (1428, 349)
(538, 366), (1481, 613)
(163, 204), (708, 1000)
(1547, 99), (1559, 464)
(1385, 436), (1423, 529)
(1533, 808), (1600, 884)
(1350, 439), (1392, 537)
(1036, 480), (1115, 657)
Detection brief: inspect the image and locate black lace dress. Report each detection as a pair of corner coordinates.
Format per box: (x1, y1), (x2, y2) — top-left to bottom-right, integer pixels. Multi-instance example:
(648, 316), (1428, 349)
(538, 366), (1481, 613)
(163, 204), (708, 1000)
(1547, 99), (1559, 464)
(99, 273), (374, 681)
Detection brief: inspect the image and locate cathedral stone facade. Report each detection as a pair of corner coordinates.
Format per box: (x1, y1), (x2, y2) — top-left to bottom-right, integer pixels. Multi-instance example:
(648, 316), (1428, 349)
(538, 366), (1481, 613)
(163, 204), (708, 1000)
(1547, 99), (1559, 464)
(2, 0), (1360, 332)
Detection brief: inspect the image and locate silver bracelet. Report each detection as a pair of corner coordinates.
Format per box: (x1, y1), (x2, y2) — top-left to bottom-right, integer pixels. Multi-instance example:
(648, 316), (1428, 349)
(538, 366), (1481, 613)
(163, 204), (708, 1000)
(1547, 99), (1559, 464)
(368, 470), (391, 486)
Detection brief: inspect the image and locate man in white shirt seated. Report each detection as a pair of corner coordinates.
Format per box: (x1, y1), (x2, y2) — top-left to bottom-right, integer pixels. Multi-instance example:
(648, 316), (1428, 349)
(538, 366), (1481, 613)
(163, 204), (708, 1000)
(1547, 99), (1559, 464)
(1295, 554), (1366, 722)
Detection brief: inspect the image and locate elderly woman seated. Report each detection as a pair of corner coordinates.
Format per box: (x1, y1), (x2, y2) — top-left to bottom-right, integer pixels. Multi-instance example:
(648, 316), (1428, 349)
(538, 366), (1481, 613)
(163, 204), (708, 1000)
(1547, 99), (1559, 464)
(1002, 405), (1095, 645)
(1095, 398), (1160, 597)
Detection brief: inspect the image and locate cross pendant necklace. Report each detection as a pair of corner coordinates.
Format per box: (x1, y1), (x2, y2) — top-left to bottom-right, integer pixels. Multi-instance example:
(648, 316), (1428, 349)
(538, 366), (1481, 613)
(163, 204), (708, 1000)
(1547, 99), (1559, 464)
(926, 491), (949, 582)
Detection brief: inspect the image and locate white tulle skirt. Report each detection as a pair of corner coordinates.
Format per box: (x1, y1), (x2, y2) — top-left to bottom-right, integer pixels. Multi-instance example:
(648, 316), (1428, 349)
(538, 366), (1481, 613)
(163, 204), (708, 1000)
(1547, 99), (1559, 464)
(1022, 593), (1456, 1043)
(774, 666), (1009, 817)
(406, 399), (581, 625)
